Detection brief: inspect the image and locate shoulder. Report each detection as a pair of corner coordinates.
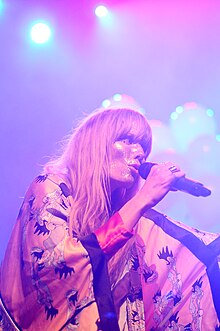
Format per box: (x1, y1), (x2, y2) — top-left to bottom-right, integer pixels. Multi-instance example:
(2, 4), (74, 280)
(28, 173), (72, 197)
(21, 173), (72, 214)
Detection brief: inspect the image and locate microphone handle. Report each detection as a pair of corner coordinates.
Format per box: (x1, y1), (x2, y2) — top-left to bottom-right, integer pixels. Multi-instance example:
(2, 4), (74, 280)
(173, 177), (211, 197)
(138, 162), (211, 197)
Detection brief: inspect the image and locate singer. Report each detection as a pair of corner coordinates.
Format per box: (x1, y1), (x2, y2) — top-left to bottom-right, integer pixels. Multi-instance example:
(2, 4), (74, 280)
(0, 107), (219, 330)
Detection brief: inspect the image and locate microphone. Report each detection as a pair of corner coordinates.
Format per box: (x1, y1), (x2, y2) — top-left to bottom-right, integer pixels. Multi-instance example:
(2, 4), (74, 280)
(139, 162), (211, 197)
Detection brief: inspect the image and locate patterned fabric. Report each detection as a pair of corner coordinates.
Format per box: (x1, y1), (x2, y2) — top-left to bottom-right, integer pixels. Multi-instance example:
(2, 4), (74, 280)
(136, 209), (220, 330)
(1, 173), (220, 330)
(0, 174), (131, 331)
(123, 251), (145, 331)
(0, 297), (20, 331)
(112, 245), (145, 331)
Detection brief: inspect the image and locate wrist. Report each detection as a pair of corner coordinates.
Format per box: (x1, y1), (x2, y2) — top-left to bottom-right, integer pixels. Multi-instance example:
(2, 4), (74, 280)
(132, 190), (153, 212)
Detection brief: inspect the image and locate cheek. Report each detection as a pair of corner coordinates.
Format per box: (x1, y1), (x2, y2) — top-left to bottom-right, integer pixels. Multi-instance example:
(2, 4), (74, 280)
(111, 142), (128, 161)
(110, 143), (131, 179)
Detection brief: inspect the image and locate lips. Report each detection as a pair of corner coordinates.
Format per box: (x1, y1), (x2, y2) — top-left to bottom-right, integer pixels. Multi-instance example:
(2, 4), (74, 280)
(128, 162), (140, 170)
(128, 162), (140, 175)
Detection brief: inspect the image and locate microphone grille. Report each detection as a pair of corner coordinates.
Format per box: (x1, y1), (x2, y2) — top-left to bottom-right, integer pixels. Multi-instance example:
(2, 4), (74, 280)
(139, 162), (156, 179)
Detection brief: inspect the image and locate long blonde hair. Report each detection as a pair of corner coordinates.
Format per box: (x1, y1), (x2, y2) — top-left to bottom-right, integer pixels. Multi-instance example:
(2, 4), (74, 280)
(44, 107), (152, 238)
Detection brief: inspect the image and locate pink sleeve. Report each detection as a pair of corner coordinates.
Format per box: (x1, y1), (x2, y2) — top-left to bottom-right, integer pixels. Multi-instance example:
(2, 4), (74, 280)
(95, 212), (134, 257)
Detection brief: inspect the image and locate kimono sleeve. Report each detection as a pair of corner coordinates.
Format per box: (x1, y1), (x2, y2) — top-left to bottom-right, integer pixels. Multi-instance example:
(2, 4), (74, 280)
(1, 174), (134, 331)
(1, 174), (97, 331)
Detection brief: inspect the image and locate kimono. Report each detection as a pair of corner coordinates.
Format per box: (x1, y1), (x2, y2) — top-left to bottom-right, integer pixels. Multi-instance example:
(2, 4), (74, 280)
(136, 210), (220, 330)
(0, 173), (220, 330)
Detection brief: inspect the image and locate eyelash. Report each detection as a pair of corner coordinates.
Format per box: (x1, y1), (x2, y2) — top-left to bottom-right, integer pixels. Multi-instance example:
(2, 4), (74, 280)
(121, 138), (132, 144)
(120, 137), (146, 156)
(119, 134), (134, 143)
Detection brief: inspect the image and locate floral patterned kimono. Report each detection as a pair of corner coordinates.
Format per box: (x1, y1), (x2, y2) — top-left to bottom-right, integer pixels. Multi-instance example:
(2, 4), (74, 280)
(0, 174), (220, 330)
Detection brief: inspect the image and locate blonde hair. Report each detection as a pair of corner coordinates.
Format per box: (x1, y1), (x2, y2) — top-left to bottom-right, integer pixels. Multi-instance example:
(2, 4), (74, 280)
(45, 108), (152, 238)
(44, 107), (152, 285)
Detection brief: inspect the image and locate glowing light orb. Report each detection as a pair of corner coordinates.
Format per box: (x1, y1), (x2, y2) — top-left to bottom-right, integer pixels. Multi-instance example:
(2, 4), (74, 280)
(30, 22), (52, 44)
(0, 0), (3, 14)
(206, 108), (214, 117)
(113, 93), (122, 102)
(170, 112), (178, 120)
(95, 5), (108, 18)
(175, 106), (184, 114)
(101, 94), (144, 113)
(216, 134), (220, 142)
(102, 99), (111, 108)
(170, 102), (217, 152)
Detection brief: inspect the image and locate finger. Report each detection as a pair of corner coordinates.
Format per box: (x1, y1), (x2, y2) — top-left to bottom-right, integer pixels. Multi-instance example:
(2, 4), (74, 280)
(168, 165), (179, 173)
(161, 162), (180, 173)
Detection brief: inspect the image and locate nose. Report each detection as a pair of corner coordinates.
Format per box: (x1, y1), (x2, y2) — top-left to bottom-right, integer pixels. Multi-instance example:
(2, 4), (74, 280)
(131, 143), (145, 163)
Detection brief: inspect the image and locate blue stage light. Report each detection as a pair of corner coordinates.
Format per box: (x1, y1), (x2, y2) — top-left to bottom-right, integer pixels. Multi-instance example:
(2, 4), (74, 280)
(170, 112), (178, 120)
(101, 99), (111, 108)
(113, 93), (122, 101)
(216, 134), (220, 142)
(0, 0), (4, 14)
(206, 108), (214, 117)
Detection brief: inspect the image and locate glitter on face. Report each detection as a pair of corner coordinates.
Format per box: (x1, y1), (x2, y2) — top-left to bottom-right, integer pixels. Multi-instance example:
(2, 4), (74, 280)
(109, 138), (145, 192)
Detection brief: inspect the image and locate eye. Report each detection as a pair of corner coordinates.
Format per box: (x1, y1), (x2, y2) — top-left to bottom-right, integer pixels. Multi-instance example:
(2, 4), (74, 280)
(119, 134), (134, 144)
(121, 138), (132, 144)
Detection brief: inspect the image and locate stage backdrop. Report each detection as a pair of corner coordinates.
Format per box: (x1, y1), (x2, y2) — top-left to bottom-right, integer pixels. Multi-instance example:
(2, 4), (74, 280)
(0, 0), (220, 260)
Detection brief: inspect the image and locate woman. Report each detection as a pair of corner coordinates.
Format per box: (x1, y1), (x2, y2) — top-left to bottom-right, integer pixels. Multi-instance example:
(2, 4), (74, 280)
(1, 107), (219, 330)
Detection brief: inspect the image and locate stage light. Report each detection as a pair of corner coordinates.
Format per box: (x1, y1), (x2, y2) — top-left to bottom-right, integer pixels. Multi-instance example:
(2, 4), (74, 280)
(170, 112), (178, 120)
(30, 22), (52, 44)
(95, 5), (108, 18)
(0, 0), (4, 14)
(113, 93), (122, 101)
(170, 103), (217, 152)
(206, 108), (214, 117)
(102, 99), (111, 108)
(216, 134), (220, 142)
(175, 106), (184, 114)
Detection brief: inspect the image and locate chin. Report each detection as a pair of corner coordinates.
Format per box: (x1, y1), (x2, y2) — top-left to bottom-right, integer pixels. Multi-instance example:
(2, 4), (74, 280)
(110, 176), (136, 192)
(122, 176), (137, 189)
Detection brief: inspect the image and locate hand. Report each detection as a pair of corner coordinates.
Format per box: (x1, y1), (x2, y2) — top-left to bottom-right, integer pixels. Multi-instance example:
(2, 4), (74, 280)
(137, 162), (185, 209)
(118, 162), (185, 231)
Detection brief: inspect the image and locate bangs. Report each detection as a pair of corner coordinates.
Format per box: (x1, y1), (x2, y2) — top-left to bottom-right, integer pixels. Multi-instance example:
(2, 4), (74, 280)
(111, 109), (152, 154)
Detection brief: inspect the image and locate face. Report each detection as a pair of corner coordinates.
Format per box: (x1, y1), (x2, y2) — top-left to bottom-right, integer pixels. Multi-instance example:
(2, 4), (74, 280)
(109, 134), (145, 192)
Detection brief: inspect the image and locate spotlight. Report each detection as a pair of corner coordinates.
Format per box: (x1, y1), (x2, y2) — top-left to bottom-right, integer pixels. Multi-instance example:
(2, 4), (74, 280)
(0, 0), (4, 14)
(30, 22), (52, 44)
(175, 106), (184, 114)
(95, 5), (108, 18)
(113, 93), (122, 101)
(206, 108), (214, 117)
(170, 112), (178, 120)
(101, 99), (111, 108)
